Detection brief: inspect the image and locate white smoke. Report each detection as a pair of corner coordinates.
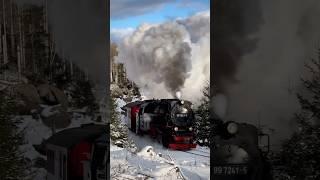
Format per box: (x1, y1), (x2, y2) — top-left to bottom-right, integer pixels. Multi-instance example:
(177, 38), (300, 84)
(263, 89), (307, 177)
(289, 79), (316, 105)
(212, 94), (228, 119)
(116, 11), (210, 104)
(176, 91), (182, 99)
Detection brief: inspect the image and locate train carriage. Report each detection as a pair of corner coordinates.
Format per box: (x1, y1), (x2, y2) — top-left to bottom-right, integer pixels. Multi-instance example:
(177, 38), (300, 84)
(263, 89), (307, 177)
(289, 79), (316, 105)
(37, 124), (107, 180)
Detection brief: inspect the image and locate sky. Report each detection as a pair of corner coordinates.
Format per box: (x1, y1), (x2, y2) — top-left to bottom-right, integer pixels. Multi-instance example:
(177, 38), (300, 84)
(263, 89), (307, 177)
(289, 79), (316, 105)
(110, 0), (210, 42)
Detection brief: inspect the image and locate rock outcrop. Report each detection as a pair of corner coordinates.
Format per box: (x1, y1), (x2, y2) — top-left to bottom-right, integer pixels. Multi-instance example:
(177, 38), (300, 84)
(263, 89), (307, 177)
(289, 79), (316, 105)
(37, 84), (68, 108)
(13, 83), (41, 114)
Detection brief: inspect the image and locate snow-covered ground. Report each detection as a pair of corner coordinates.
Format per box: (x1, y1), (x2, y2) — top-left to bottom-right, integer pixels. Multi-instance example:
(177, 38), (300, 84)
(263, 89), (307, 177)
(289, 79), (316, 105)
(16, 107), (96, 180)
(111, 98), (210, 179)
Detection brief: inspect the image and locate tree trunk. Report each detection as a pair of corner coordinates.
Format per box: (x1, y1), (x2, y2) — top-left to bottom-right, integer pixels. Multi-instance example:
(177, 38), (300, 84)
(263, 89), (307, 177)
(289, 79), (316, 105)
(18, 7), (23, 71)
(10, 0), (15, 57)
(0, 24), (3, 57)
(44, 0), (48, 33)
(21, 9), (25, 70)
(17, 45), (21, 80)
(70, 61), (73, 77)
(2, 0), (8, 65)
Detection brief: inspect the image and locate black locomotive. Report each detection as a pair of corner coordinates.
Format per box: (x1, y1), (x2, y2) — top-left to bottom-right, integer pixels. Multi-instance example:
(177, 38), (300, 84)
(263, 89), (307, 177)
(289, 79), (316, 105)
(122, 99), (197, 150)
(212, 115), (273, 180)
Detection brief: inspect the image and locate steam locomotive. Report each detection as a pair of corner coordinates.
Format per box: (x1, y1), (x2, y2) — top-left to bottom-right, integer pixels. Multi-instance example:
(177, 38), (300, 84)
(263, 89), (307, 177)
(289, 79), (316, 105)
(212, 115), (273, 180)
(122, 99), (197, 150)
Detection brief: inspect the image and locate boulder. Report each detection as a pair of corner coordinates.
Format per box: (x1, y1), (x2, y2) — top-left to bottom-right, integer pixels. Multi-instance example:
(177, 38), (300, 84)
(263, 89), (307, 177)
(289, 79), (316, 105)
(110, 84), (122, 98)
(13, 83), (41, 114)
(37, 84), (68, 108)
(40, 105), (71, 129)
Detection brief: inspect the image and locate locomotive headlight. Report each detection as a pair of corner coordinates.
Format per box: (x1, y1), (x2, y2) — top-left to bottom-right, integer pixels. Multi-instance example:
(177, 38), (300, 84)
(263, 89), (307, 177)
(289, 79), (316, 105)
(174, 127), (179, 131)
(227, 122), (238, 134)
(189, 127), (193, 131)
(181, 108), (188, 113)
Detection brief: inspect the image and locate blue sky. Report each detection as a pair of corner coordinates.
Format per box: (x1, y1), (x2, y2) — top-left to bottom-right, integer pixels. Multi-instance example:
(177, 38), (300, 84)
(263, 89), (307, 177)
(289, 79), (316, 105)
(110, 0), (210, 30)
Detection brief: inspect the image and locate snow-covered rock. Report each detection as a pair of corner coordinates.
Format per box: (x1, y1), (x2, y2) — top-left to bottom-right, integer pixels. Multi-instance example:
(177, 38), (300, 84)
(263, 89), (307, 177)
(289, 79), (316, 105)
(13, 83), (41, 114)
(37, 84), (68, 108)
(137, 146), (157, 158)
(40, 105), (71, 129)
(115, 98), (126, 112)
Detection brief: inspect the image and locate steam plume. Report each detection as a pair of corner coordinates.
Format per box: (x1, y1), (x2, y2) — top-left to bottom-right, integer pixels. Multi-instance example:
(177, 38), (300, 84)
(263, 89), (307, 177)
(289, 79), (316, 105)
(213, 0), (264, 92)
(116, 11), (210, 104)
(214, 0), (320, 145)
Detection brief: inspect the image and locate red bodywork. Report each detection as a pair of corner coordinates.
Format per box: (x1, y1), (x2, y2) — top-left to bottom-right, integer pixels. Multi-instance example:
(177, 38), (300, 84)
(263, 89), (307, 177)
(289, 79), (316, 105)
(169, 135), (197, 150)
(169, 143), (197, 150)
(130, 106), (140, 132)
(68, 141), (92, 178)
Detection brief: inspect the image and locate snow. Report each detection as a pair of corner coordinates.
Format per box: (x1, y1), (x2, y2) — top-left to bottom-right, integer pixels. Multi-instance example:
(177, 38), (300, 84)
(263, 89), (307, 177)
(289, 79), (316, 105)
(68, 106), (88, 113)
(31, 168), (48, 180)
(115, 98), (127, 112)
(16, 108), (96, 180)
(40, 104), (61, 118)
(111, 137), (210, 180)
(111, 97), (210, 179)
(111, 144), (182, 179)
(127, 131), (210, 179)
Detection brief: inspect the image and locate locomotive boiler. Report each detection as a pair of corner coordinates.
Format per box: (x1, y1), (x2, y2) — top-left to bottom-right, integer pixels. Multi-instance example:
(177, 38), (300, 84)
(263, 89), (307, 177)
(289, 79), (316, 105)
(122, 99), (197, 150)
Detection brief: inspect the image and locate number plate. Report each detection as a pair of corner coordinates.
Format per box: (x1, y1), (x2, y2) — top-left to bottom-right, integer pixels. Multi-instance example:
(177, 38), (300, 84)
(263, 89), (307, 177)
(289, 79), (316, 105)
(213, 165), (248, 175)
(176, 113), (188, 117)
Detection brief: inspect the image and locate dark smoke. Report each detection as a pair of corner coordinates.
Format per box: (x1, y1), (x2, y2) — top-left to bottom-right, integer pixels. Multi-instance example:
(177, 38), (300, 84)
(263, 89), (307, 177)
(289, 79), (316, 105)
(117, 22), (193, 98)
(213, 0), (264, 92)
(214, 0), (320, 147)
(116, 12), (209, 102)
(158, 42), (191, 95)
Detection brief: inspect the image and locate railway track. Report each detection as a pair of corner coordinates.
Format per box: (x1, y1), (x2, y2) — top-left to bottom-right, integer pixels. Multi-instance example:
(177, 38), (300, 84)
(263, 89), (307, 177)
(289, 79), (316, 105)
(177, 150), (210, 158)
(193, 148), (210, 155)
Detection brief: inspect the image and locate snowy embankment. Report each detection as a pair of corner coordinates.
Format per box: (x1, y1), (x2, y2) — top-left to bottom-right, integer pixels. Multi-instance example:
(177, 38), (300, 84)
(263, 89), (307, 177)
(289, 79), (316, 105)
(16, 106), (96, 180)
(111, 98), (210, 180)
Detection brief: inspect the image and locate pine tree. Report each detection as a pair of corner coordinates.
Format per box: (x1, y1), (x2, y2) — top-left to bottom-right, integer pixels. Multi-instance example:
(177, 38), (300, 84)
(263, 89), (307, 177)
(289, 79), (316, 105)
(0, 94), (30, 179)
(281, 49), (320, 179)
(132, 82), (141, 97)
(110, 97), (129, 148)
(194, 82), (211, 146)
(71, 79), (98, 114)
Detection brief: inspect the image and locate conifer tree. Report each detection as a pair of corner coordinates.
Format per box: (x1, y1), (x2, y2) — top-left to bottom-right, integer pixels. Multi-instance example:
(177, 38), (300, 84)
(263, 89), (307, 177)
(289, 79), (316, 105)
(71, 79), (98, 114)
(194, 82), (211, 146)
(281, 49), (320, 179)
(0, 94), (30, 179)
(110, 97), (129, 148)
